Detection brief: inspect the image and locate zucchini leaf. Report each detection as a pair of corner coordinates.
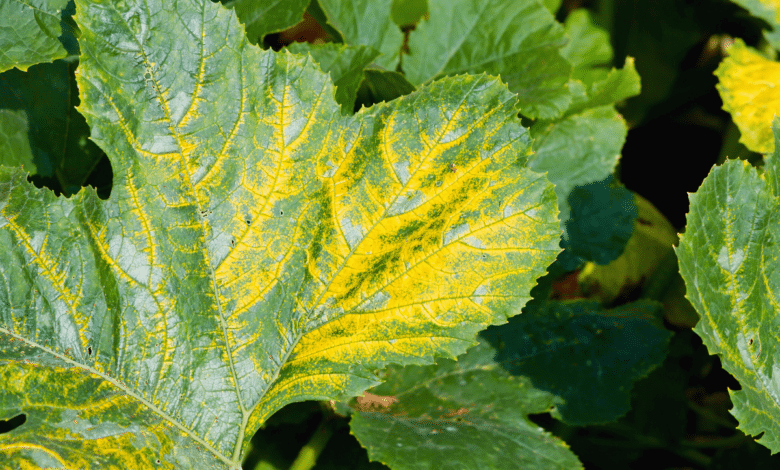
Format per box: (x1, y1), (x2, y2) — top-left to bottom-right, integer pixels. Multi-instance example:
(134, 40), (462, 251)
(0, 0), (560, 468)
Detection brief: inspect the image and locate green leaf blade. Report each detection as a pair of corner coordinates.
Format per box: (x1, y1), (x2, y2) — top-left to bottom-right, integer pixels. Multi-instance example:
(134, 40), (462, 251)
(678, 157), (780, 453)
(404, 0), (572, 120)
(318, 0), (403, 70)
(0, 0), (69, 73)
(232, 0), (309, 43)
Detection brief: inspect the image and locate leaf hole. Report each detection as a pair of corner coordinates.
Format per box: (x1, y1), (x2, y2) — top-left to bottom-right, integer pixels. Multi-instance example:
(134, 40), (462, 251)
(0, 414), (26, 434)
(748, 338), (754, 346)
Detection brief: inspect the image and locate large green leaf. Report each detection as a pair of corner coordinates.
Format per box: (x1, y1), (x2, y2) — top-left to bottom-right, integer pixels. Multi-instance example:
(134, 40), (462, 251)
(404, 0), (572, 120)
(677, 121), (780, 452)
(0, 0), (69, 73)
(348, 336), (583, 470)
(0, 0), (561, 467)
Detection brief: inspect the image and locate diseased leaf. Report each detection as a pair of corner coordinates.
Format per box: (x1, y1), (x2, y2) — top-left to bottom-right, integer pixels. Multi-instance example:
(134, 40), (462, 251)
(0, 0), (561, 468)
(317, 0), (403, 70)
(286, 42), (380, 113)
(349, 337), (584, 470)
(715, 38), (780, 154)
(0, 0), (69, 72)
(231, 0), (309, 43)
(677, 135), (780, 452)
(404, 0), (572, 120)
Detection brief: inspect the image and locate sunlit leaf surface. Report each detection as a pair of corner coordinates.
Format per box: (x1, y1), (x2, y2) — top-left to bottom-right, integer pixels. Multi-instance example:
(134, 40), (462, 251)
(0, 0), (68, 73)
(715, 39), (780, 154)
(0, 0), (560, 467)
(678, 128), (780, 452)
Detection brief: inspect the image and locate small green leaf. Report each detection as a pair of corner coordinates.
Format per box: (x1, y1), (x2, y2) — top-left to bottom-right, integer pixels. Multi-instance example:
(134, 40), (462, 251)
(562, 176), (637, 267)
(530, 106), (628, 224)
(725, 0), (780, 50)
(390, 0), (427, 26)
(0, 0), (69, 72)
(355, 68), (416, 110)
(561, 9), (612, 72)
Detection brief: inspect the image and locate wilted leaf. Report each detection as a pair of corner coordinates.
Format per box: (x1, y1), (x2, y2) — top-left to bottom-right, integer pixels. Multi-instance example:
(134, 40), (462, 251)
(0, 0), (561, 468)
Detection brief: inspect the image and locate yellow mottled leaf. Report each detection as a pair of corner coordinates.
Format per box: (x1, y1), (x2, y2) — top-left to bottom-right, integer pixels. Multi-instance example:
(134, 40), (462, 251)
(716, 38), (780, 154)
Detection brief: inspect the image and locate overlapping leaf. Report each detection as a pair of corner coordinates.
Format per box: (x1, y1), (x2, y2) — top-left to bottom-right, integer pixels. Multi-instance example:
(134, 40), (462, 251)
(677, 119), (780, 452)
(726, 0), (780, 50)
(404, 0), (572, 120)
(0, 0), (68, 73)
(0, 60), (106, 196)
(348, 337), (584, 470)
(318, 0), (402, 70)
(231, 0), (309, 43)
(0, 0), (560, 468)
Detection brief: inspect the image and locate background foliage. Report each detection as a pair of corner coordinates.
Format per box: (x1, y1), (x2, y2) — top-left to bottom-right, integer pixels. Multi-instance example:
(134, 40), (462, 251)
(2, 0), (780, 469)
